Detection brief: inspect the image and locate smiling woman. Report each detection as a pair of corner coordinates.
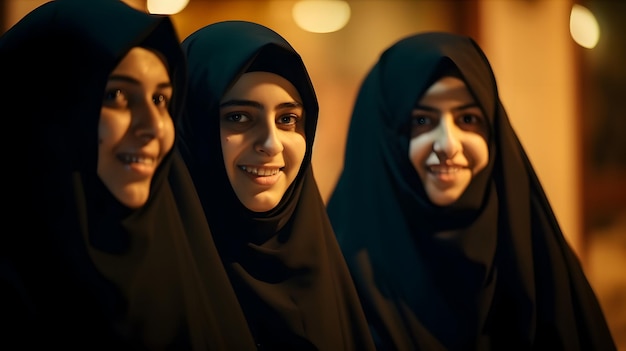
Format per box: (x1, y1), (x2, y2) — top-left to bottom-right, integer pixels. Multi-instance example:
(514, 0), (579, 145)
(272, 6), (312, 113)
(409, 72), (490, 207)
(177, 20), (376, 350)
(326, 31), (616, 350)
(0, 0), (254, 349)
(219, 71), (307, 212)
(98, 47), (175, 209)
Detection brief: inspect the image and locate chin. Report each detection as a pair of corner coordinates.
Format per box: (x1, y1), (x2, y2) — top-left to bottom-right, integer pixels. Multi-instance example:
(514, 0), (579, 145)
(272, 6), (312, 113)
(243, 199), (280, 213)
(428, 194), (459, 207)
(114, 187), (150, 209)
(118, 197), (147, 209)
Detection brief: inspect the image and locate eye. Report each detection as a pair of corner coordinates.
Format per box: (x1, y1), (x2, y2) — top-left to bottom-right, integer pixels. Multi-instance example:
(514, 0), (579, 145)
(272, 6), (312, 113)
(409, 110), (437, 138)
(411, 116), (430, 126)
(153, 93), (170, 108)
(277, 114), (300, 126)
(410, 109), (435, 126)
(456, 111), (489, 138)
(102, 88), (128, 108)
(460, 113), (481, 124)
(456, 111), (486, 129)
(275, 111), (303, 132)
(225, 112), (250, 123)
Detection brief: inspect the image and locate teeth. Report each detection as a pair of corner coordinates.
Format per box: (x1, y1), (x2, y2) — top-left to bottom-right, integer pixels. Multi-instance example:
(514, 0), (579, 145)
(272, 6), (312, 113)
(120, 154), (155, 165)
(429, 165), (460, 173)
(240, 166), (280, 176)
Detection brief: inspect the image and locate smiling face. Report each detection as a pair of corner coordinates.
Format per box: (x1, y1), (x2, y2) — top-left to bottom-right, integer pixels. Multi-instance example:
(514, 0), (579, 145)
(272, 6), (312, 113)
(409, 76), (489, 206)
(97, 46), (174, 209)
(220, 71), (306, 212)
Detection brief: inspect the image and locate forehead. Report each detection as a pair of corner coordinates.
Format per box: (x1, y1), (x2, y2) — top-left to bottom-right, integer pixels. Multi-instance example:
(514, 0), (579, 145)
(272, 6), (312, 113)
(111, 47), (169, 77)
(419, 76), (474, 105)
(222, 71), (301, 102)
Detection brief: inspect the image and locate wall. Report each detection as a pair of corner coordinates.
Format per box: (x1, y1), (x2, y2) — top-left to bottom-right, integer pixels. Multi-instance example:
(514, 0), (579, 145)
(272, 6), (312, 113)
(478, 0), (582, 254)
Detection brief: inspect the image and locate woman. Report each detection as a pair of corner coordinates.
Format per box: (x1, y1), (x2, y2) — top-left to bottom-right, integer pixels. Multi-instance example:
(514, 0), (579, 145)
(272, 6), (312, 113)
(0, 0), (254, 349)
(178, 21), (376, 350)
(326, 32), (616, 350)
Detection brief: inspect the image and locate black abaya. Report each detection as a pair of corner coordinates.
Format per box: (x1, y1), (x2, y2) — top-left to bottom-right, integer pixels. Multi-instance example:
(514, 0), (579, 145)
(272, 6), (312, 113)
(327, 31), (616, 351)
(0, 1), (254, 349)
(178, 20), (376, 351)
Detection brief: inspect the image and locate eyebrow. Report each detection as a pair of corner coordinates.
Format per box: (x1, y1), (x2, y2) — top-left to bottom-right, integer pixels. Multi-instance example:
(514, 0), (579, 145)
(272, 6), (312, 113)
(107, 75), (172, 89)
(220, 99), (303, 109)
(413, 102), (479, 113)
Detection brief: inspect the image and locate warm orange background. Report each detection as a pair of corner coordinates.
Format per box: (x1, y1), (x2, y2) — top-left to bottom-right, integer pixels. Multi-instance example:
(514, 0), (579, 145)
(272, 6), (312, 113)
(3, 1), (624, 348)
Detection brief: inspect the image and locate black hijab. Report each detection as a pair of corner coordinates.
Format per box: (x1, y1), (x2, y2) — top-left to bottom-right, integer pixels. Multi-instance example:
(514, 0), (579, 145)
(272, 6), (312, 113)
(326, 32), (616, 351)
(178, 21), (376, 350)
(0, 0), (254, 349)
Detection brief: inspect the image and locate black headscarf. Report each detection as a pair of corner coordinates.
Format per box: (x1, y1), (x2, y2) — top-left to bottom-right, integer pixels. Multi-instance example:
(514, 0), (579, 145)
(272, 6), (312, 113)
(178, 20), (376, 350)
(326, 32), (616, 351)
(0, 1), (254, 349)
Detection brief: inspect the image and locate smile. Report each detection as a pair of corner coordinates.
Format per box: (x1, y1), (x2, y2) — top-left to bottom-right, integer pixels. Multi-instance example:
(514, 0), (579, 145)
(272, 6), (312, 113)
(428, 165), (464, 173)
(239, 165), (282, 176)
(117, 153), (156, 165)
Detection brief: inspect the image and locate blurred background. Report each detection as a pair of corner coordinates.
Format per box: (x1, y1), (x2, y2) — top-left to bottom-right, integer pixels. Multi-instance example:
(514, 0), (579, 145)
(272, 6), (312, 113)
(2, 0), (624, 348)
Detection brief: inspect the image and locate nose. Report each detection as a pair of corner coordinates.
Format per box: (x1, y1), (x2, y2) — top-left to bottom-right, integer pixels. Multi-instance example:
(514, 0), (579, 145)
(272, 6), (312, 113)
(254, 119), (283, 156)
(432, 115), (461, 158)
(133, 98), (165, 142)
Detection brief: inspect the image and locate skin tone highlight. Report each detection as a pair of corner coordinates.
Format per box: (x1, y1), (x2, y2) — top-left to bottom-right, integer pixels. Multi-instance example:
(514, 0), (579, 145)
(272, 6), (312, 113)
(98, 46), (174, 209)
(409, 76), (489, 206)
(220, 71), (306, 212)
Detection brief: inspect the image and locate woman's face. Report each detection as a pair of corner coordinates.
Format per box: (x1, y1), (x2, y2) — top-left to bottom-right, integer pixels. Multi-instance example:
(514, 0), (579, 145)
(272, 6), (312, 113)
(409, 76), (489, 206)
(98, 46), (174, 209)
(219, 71), (306, 212)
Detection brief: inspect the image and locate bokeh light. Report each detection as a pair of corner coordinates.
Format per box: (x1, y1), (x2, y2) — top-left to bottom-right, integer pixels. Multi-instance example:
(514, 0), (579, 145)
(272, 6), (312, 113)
(147, 0), (189, 15)
(292, 0), (351, 34)
(570, 4), (600, 49)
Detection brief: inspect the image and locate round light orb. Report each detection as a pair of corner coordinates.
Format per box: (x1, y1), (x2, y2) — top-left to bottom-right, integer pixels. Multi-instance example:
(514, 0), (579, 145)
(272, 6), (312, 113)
(147, 0), (189, 15)
(570, 4), (600, 49)
(292, 0), (351, 34)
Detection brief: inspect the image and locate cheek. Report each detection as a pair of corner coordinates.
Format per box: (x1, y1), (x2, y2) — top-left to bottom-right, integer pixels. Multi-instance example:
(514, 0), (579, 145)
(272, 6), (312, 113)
(98, 112), (129, 146)
(466, 135), (489, 173)
(284, 133), (306, 172)
(220, 136), (237, 169)
(219, 133), (246, 186)
(98, 115), (112, 145)
(97, 116), (119, 180)
(408, 137), (432, 171)
(162, 118), (175, 154)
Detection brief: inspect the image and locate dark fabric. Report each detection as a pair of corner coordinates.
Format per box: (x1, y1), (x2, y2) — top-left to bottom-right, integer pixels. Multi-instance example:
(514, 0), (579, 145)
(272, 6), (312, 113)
(0, 0), (254, 349)
(326, 32), (616, 351)
(178, 21), (376, 351)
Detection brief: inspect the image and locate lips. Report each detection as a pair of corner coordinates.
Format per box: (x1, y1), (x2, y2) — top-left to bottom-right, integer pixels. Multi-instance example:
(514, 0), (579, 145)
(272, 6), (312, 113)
(115, 152), (159, 177)
(426, 164), (469, 185)
(117, 153), (157, 166)
(239, 165), (282, 176)
(427, 164), (464, 174)
(239, 165), (283, 186)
